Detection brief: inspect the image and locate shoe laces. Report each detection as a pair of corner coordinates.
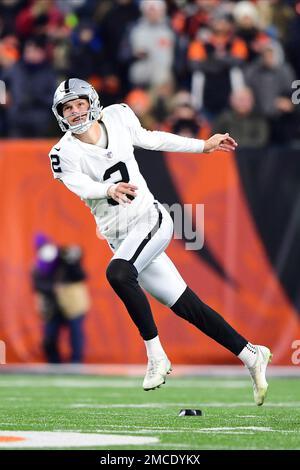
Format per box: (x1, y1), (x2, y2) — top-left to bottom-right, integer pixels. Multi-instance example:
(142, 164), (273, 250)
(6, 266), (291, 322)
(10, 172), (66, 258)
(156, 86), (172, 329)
(146, 357), (163, 378)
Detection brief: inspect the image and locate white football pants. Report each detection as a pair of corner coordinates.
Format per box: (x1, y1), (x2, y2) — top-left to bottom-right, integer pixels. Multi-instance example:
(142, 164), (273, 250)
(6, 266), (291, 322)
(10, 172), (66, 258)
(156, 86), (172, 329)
(108, 201), (187, 307)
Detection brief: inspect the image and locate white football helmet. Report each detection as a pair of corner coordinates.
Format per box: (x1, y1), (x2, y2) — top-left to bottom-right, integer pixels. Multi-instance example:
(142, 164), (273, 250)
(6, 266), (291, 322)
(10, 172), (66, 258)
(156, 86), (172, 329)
(52, 78), (102, 134)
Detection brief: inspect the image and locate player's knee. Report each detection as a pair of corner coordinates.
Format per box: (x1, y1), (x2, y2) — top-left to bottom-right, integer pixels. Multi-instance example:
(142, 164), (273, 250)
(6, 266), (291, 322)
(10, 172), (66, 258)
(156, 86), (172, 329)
(106, 259), (138, 289)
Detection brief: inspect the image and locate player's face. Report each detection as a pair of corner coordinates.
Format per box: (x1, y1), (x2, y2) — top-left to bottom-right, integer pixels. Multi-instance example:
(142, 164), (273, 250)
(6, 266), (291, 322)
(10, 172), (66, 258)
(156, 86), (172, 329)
(62, 98), (89, 125)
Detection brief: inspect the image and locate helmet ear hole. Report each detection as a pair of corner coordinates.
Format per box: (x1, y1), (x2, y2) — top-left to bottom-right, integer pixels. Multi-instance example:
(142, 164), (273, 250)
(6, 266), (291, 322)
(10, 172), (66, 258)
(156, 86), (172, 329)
(57, 103), (64, 117)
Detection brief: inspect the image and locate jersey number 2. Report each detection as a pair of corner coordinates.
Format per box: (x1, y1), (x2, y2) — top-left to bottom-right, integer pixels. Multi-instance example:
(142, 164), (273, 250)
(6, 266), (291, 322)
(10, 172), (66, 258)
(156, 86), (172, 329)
(50, 154), (62, 173)
(103, 162), (133, 206)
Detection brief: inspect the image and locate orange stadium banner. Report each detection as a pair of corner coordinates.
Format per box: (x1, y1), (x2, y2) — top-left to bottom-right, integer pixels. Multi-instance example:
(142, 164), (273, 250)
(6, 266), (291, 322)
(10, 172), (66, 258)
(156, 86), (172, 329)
(0, 140), (299, 364)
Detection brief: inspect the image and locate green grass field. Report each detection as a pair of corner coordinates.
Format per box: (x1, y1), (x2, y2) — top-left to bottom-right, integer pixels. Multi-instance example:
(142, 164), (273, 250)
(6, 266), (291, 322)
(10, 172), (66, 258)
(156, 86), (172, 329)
(0, 374), (299, 450)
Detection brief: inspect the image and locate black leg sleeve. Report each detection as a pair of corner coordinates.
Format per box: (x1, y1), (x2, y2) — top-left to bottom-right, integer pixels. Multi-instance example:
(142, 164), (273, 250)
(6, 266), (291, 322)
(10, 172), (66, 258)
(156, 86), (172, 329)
(171, 287), (248, 355)
(106, 259), (158, 340)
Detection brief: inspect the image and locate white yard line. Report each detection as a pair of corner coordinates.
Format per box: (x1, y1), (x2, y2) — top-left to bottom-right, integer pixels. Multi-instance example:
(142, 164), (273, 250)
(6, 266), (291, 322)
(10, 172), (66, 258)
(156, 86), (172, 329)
(92, 426), (297, 435)
(0, 430), (159, 448)
(70, 403), (190, 409)
(2, 364), (299, 378)
(68, 402), (300, 408)
(0, 379), (251, 388)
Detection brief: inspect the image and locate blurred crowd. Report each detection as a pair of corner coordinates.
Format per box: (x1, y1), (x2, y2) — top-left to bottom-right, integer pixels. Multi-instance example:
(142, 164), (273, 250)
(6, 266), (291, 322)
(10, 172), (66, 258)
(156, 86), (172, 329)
(1, 0), (300, 147)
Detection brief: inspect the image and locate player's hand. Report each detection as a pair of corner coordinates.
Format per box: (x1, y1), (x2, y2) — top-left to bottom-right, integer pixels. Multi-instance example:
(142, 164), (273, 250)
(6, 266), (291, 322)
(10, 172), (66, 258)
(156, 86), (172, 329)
(107, 182), (138, 206)
(203, 133), (238, 153)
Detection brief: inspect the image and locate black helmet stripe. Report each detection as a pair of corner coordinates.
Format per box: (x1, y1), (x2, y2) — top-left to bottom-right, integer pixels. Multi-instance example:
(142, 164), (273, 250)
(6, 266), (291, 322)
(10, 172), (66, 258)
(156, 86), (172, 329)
(64, 79), (70, 93)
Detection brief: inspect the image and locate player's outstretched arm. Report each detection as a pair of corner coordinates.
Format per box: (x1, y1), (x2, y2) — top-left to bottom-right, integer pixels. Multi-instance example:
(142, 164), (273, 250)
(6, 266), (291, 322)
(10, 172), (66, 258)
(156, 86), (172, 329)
(124, 104), (237, 154)
(203, 133), (238, 153)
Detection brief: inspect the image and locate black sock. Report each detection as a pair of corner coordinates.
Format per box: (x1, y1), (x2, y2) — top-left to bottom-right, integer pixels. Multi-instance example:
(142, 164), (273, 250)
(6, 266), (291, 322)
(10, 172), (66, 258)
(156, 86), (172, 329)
(106, 259), (158, 340)
(171, 287), (248, 355)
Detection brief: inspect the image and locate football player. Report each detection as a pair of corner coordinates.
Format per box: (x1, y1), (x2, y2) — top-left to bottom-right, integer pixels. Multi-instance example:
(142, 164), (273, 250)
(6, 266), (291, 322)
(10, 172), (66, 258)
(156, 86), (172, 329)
(50, 78), (272, 405)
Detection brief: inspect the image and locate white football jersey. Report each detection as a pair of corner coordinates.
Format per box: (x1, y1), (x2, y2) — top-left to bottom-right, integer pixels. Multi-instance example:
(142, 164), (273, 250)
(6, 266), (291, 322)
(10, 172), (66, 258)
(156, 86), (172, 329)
(49, 104), (204, 241)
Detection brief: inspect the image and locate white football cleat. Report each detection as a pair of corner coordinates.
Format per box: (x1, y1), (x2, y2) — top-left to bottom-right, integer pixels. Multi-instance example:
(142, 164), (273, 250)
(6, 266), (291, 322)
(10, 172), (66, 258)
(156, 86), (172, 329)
(143, 356), (172, 391)
(247, 345), (272, 406)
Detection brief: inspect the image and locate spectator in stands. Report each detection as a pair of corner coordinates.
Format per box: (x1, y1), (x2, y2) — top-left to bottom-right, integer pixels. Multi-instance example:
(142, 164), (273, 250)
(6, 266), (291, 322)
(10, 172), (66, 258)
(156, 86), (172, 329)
(256, 0), (295, 42)
(233, 0), (269, 63)
(171, 0), (220, 41)
(0, 35), (19, 70)
(285, 2), (300, 79)
(0, 0), (24, 37)
(245, 39), (297, 143)
(188, 10), (248, 119)
(32, 234), (90, 364)
(150, 79), (176, 124)
(15, 0), (64, 40)
(170, 0), (222, 87)
(3, 35), (56, 137)
(125, 88), (156, 130)
(0, 0), (299, 147)
(163, 89), (211, 140)
(0, 33), (19, 136)
(213, 87), (269, 148)
(55, 0), (99, 18)
(127, 0), (175, 89)
(68, 19), (103, 81)
(100, 0), (139, 69)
